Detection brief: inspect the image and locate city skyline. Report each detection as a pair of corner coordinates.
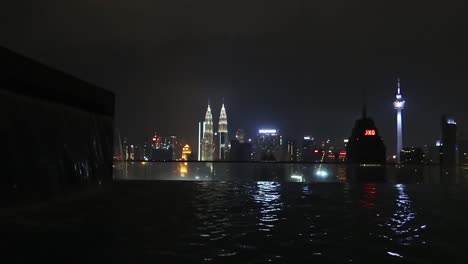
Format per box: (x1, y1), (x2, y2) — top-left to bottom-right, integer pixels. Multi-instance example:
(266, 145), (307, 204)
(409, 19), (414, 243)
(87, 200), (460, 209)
(118, 91), (461, 164)
(3, 1), (467, 156)
(119, 86), (462, 160)
(3, 2), (468, 263)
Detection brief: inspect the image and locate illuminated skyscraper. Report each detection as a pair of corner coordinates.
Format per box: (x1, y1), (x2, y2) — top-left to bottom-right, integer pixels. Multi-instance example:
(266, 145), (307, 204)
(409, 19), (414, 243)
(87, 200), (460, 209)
(393, 78), (406, 163)
(254, 129), (281, 161)
(201, 103), (214, 161)
(218, 101), (229, 160)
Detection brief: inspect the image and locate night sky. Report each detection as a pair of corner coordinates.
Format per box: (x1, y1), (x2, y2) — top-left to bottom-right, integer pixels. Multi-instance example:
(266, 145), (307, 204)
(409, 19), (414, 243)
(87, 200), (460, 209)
(2, 0), (467, 154)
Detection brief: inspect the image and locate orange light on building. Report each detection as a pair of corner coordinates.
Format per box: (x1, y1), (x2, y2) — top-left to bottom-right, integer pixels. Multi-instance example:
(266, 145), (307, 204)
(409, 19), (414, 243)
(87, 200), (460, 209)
(364, 130), (376, 136)
(181, 144), (191, 160)
(179, 144), (191, 176)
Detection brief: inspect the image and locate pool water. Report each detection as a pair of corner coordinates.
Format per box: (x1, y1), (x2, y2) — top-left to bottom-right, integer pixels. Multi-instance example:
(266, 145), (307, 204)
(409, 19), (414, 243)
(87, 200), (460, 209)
(2, 181), (468, 263)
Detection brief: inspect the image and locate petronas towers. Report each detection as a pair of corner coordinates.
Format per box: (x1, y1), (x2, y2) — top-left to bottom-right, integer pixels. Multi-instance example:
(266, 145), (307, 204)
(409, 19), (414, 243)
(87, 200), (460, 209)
(218, 102), (229, 160)
(200, 100), (229, 161)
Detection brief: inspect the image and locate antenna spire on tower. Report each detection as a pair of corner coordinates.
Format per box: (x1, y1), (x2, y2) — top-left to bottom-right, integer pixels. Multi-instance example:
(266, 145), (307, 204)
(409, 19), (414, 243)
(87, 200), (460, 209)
(397, 77), (401, 95)
(362, 86), (367, 118)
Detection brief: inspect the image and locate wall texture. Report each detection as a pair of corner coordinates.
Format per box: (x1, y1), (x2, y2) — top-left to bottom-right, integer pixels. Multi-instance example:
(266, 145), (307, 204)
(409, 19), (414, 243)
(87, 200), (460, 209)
(0, 47), (115, 200)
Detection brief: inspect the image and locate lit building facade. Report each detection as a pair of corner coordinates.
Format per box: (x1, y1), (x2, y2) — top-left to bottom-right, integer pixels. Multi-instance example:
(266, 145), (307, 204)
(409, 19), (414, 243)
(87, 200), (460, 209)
(179, 144), (191, 176)
(286, 139), (298, 162)
(149, 132), (173, 161)
(218, 102), (229, 160)
(393, 78), (406, 163)
(201, 103), (214, 161)
(254, 129), (281, 161)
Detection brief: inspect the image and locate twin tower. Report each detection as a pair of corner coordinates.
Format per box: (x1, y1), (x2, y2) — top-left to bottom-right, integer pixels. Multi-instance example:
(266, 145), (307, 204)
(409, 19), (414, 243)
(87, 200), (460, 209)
(199, 101), (229, 161)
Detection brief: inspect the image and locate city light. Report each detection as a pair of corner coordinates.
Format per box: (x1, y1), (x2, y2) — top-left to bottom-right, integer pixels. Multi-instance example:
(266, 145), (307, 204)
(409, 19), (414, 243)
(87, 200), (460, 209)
(304, 136), (312, 140)
(259, 129), (277, 134)
(447, 118), (457, 125)
(344, 139), (349, 143)
(316, 169), (328, 178)
(291, 175), (303, 182)
(364, 129), (376, 136)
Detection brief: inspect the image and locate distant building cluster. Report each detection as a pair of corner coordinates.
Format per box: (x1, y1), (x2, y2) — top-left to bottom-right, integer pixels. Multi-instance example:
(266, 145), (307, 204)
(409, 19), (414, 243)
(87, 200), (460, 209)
(194, 101), (351, 163)
(117, 78), (467, 167)
(119, 133), (193, 162)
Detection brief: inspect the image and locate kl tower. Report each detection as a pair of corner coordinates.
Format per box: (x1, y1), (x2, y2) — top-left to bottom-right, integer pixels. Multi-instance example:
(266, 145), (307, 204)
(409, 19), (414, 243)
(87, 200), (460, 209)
(393, 77), (406, 163)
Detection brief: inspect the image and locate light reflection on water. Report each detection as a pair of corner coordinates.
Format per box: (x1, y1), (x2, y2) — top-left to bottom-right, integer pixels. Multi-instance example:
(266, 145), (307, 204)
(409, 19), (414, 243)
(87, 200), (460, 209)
(387, 184), (426, 247)
(170, 181), (461, 263)
(253, 181), (283, 233)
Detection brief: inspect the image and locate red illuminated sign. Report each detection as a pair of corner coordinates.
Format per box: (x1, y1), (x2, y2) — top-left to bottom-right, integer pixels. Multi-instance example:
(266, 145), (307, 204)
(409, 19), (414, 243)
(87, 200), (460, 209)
(364, 130), (376, 136)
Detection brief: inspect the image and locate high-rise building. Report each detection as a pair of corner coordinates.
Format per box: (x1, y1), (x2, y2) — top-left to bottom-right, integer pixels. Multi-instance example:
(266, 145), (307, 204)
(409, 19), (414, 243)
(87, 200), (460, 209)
(230, 139), (252, 161)
(424, 143), (441, 164)
(254, 129), (281, 161)
(151, 132), (162, 149)
(168, 135), (178, 160)
(393, 78), (406, 163)
(286, 139), (298, 162)
(346, 105), (386, 164)
(218, 101), (229, 160)
(440, 115), (457, 167)
(148, 132), (173, 161)
(198, 121), (204, 161)
(201, 103), (214, 161)
(301, 136), (315, 162)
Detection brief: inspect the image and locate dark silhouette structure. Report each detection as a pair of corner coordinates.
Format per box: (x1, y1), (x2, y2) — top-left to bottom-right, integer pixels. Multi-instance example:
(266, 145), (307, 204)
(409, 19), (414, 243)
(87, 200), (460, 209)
(440, 115), (458, 167)
(346, 106), (386, 164)
(0, 47), (115, 201)
(345, 106), (386, 181)
(229, 139), (252, 161)
(151, 148), (173, 161)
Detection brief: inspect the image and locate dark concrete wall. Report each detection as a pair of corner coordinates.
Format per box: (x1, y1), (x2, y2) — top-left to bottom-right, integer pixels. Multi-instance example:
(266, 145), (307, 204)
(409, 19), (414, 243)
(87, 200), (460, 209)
(0, 47), (114, 200)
